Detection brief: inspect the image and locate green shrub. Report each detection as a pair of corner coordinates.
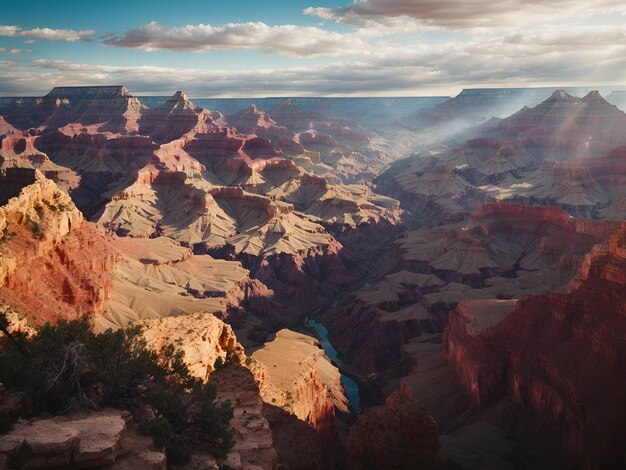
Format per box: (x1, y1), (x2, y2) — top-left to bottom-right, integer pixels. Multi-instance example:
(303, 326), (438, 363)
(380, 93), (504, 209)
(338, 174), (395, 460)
(225, 350), (240, 365)
(30, 222), (42, 239)
(34, 203), (44, 220)
(7, 442), (32, 469)
(0, 314), (235, 461)
(140, 418), (192, 464)
(193, 382), (234, 458)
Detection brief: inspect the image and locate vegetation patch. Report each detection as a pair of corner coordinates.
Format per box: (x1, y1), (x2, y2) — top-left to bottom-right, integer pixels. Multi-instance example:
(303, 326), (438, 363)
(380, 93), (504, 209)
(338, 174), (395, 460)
(0, 314), (234, 464)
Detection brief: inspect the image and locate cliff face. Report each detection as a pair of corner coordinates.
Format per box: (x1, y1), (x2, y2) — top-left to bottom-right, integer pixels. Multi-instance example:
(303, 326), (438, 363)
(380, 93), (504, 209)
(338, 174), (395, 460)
(140, 317), (279, 469)
(226, 104), (296, 145)
(139, 91), (221, 144)
(444, 222), (626, 469)
(261, 403), (323, 470)
(0, 169), (257, 329)
(0, 168), (81, 247)
(0, 129), (80, 193)
(0, 169), (116, 323)
(211, 364), (278, 470)
(251, 329), (347, 456)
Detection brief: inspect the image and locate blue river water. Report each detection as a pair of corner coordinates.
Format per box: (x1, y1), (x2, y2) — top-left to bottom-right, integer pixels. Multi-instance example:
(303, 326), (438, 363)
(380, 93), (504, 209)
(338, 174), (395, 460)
(306, 318), (361, 414)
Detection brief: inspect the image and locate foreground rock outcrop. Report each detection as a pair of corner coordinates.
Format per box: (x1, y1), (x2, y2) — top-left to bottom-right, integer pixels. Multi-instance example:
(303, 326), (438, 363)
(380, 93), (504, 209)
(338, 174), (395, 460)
(211, 365), (278, 470)
(0, 409), (165, 469)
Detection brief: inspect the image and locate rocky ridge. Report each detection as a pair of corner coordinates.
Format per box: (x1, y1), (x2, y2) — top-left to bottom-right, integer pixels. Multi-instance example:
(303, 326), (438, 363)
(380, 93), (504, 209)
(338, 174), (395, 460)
(381, 91), (626, 221)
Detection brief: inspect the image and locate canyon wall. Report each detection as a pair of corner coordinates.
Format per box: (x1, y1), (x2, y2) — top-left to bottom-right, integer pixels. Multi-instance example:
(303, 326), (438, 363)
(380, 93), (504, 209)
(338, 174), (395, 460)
(444, 223), (626, 468)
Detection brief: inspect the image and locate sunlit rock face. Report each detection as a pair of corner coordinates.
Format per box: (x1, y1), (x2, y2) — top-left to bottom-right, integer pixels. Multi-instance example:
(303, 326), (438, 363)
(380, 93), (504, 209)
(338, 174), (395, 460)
(0, 169), (255, 329)
(0, 168), (111, 324)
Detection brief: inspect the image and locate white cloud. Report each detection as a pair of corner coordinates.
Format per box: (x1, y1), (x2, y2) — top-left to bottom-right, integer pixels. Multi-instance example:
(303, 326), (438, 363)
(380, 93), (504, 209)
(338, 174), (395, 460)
(0, 26), (19, 36)
(9, 48), (32, 55)
(103, 21), (370, 57)
(304, 0), (626, 29)
(1, 29), (624, 98)
(0, 25), (94, 42)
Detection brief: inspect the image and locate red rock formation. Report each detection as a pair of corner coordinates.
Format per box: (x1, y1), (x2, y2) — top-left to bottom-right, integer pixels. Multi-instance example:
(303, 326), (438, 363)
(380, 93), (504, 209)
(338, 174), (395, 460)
(140, 91), (217, 143)
(0, 169), (116, 324)
(0, 116), (17, 135)
(345, 382), (440, 469)
(251, 329), (347, 465)
(444, 222), (626, 469)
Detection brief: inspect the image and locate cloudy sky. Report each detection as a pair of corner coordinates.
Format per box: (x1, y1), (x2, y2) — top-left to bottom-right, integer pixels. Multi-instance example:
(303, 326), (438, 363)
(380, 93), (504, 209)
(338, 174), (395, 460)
(0, 0), (625, 97)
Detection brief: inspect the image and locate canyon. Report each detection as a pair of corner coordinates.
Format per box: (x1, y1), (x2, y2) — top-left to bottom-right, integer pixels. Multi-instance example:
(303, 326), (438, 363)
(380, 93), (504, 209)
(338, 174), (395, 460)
(1, 85), (626, 469)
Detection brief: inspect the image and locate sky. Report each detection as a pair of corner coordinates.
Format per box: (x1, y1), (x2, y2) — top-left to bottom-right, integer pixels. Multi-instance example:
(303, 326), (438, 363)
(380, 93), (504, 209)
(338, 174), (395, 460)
(0, 0), (625, 97)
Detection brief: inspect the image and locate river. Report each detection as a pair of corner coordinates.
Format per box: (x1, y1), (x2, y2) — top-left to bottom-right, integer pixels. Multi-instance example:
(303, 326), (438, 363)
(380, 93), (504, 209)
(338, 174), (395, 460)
(306, 318), (361, 414)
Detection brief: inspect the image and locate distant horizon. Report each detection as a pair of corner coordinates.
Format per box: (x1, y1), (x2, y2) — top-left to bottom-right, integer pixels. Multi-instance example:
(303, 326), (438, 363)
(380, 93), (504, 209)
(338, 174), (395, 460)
(2, 84), (626, 100)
